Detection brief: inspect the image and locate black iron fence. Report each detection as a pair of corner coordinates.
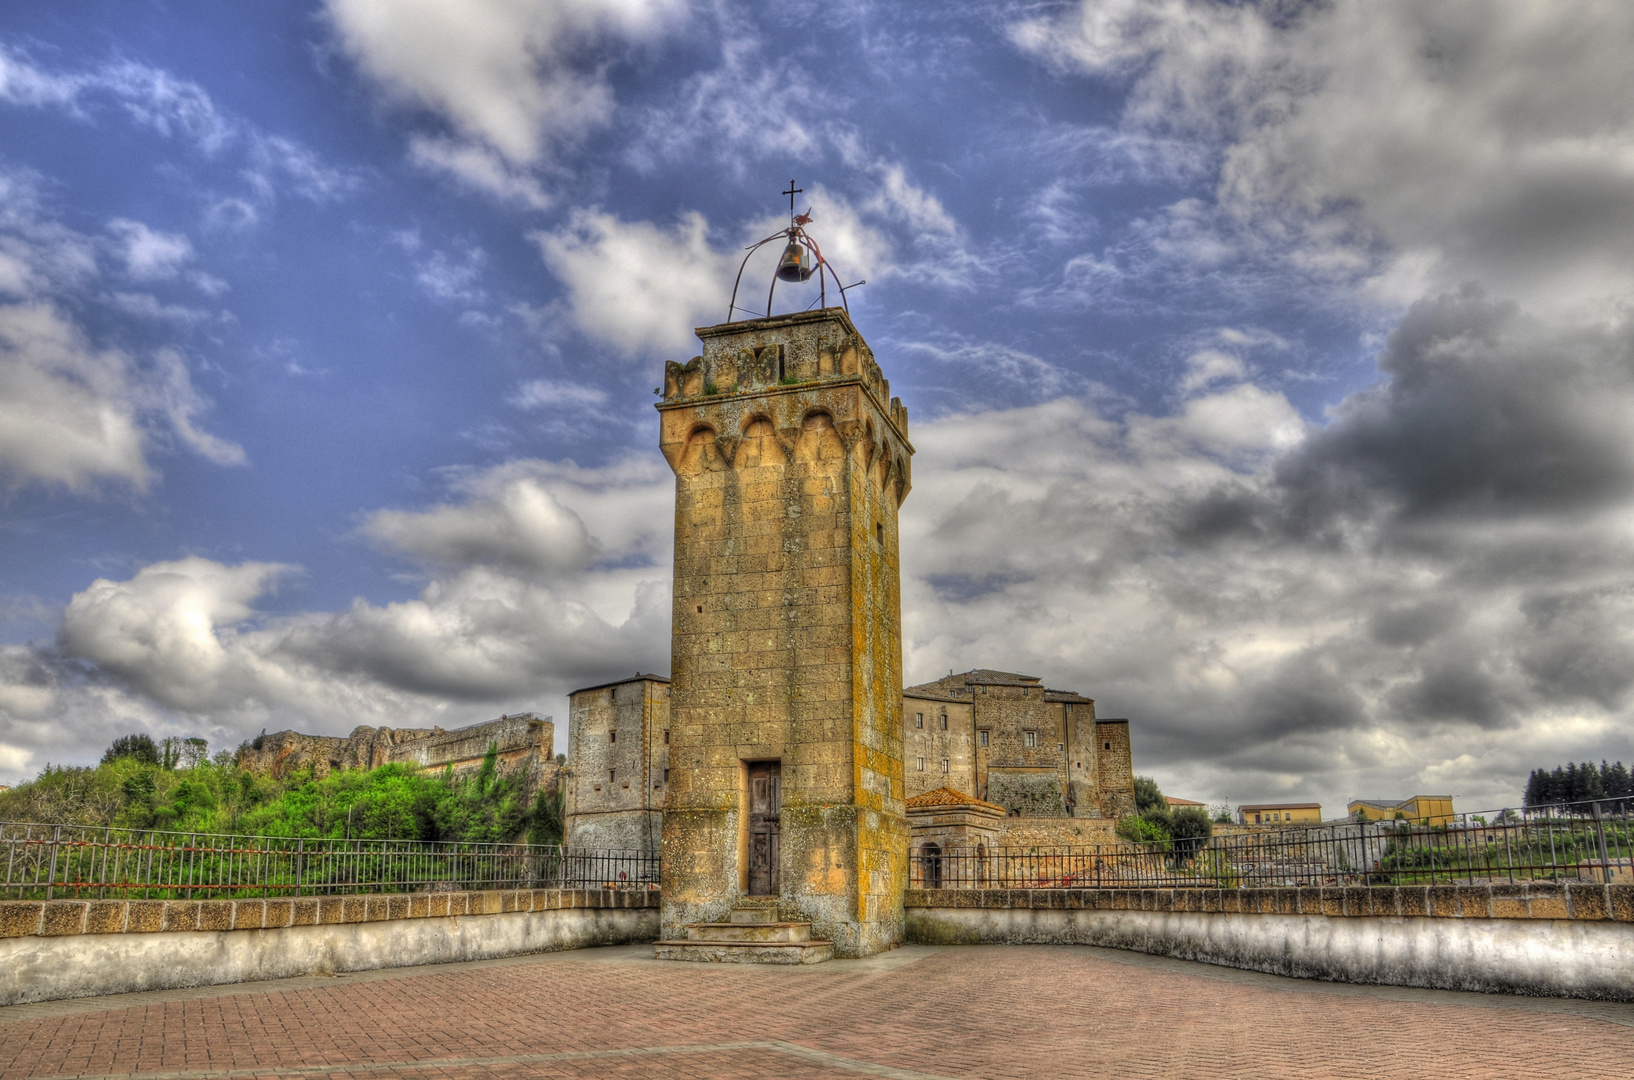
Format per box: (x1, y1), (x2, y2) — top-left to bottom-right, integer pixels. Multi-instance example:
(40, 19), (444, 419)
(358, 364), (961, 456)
(911, 797), (1634, 890)
(0, 822), (660, 900)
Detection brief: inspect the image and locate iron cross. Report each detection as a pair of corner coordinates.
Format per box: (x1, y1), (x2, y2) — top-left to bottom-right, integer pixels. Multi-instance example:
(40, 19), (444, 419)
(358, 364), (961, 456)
(783, 180), (803, 217)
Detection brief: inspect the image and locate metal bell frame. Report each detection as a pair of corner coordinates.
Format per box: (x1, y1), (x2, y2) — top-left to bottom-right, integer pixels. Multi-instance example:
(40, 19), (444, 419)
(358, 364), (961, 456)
(725, 221), (858, 323)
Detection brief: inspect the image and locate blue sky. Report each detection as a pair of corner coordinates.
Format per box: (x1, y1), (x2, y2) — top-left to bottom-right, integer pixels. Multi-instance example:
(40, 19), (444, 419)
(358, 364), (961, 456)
(4, 0), (1634, 815)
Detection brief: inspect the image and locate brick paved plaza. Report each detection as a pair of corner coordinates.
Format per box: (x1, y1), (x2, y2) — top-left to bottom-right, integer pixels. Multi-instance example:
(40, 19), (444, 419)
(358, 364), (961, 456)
(2, 944), (1631, 1080)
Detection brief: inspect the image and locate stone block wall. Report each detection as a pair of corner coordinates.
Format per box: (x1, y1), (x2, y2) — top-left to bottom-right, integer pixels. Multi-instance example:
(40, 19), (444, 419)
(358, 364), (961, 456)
(657, 309), (911, 958)
(1094, 720), (1135, 819)
(0, 888), (659, 1006)
(565, 677), (670, 852)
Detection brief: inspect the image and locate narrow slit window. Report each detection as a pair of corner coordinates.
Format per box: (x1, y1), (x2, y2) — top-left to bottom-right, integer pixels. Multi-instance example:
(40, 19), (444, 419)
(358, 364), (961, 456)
(940, 715), (947, 730)
(664, 729), (670, 744)
(916, 712), (923, 728)
(609, 731), (616, 743)
(876, 522), (884, 544)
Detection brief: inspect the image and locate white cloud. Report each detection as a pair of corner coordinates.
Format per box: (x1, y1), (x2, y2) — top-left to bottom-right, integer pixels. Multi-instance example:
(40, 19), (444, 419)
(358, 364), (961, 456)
(59, 558), (292, 712)
(902, 290), (1634, 812)
(532, 208), (731, 355)
(0, 303), (152, 493)
(413, 242), (488, 305)
(0, 44), (359, 209)
(406, 135), (553, 210)
(0, 181), (244, 492)
(509, 378), (608, 411)
(0, 454), (678, 776)
(1012, 0), (1634, 312)
(106, 219), (193, 281)
(327, 0), (688, 201)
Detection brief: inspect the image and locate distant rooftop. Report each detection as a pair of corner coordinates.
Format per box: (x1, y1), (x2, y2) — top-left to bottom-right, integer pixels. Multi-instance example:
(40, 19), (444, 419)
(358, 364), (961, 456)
(905, 669), (1094, 704)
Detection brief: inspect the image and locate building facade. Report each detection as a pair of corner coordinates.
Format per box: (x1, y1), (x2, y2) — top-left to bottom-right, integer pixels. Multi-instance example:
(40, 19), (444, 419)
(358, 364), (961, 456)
(562, 675), (671, 852)
(902, 669), (1136, 820)
(1348, 795), (1455, 825)
(655, 308), (913, 958)
(1238, 802), (1323, 826)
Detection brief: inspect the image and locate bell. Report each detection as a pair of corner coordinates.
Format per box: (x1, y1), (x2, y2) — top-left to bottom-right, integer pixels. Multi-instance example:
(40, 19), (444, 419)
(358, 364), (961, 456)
(776, 238), (813, 282)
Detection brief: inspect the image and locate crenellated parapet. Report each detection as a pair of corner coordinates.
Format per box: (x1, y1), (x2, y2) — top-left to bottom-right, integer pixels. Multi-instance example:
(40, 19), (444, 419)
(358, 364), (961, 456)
(657, 309), (911, 505)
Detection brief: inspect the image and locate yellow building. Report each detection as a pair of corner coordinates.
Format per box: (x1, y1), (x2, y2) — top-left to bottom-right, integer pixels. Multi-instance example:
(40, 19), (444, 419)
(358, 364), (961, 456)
(1239, 802), (1322, 826)
(1347, 795), (1455, 826)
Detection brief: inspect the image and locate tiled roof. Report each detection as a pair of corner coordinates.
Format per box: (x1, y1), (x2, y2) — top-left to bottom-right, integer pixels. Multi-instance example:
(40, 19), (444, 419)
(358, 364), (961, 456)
(1238, 802), (1321, 811)
(1043, 691), (1094, 704)
(904, 687), (967, 702)
(905, 786), (1005, 812)
(566, 673), (670, 696)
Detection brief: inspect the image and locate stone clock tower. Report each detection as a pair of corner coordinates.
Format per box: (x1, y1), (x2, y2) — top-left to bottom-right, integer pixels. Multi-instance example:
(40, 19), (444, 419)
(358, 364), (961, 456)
(654, 307), (913, 958)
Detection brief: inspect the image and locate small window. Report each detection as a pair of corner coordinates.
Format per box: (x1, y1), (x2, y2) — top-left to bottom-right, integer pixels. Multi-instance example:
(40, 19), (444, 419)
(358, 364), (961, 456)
(609, 731), (616, 743)
(664, 729), (670, 744)
(1075, 762), (1081, 769)
(978, 730), (989, 747)
(1066, 703), (1073, 714)
(940, 759), (950, 774)
(593, 784), (601, 792)
(1104, 741), (1111, 750)
(916, 712), (923, 728)
(981, 685), (987, 694)
(876, 522), (884, 544)
(916, 756), (926, 772)
(1024, 731), (1036, 748)
(664, 768), (670, 782)
(609, 769), (615, 783)
(940, 714), (948, 730)
(1057, 742), (1064, 751)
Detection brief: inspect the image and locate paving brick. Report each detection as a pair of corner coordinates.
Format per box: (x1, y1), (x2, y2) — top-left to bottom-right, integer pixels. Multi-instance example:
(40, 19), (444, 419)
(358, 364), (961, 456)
(1, 943), (1630, 1080)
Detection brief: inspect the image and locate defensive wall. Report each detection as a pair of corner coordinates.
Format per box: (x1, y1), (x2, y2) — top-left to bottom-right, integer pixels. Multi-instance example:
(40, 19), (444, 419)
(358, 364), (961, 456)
(239, 713), (560, 799)
(905, 882), (1634, 1001)
(0, 888), (656, 1007)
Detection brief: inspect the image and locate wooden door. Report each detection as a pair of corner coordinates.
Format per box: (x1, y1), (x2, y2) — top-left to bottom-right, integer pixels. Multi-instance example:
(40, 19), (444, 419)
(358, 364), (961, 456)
(747, 761), (781, 896)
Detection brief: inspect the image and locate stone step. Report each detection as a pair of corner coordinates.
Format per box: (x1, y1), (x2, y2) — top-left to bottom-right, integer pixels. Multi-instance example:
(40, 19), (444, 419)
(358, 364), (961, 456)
(728, 898), (781, 924)
(685, 921), (813, 943)
(653, 939), (834, 965)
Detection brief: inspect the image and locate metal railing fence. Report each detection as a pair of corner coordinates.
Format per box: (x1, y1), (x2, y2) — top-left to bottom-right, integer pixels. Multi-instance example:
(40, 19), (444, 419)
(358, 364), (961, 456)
(910, 797), (1634, 890)
(0, 822), (659, 900)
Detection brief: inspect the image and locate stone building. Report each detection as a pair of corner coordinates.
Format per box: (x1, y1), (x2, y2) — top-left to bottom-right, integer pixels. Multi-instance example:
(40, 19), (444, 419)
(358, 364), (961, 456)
(562, 675), (671, 852)
(655, 307), (913, 959)
(238, 713), (559, 800)
(903, 670), (1135, 820)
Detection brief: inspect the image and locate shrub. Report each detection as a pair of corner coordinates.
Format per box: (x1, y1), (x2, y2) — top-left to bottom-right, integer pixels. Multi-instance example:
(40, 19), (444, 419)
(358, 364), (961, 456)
(1116, 814), (1170, 846)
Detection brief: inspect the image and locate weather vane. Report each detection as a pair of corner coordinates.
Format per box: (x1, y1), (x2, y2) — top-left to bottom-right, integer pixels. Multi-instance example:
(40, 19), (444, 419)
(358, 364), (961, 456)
(726, 180), (863, 322)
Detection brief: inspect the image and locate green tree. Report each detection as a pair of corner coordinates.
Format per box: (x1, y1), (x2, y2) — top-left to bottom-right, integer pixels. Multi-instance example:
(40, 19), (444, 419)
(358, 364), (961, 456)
(102, 734), (160, 766)
(1134, 775), (1165, 814)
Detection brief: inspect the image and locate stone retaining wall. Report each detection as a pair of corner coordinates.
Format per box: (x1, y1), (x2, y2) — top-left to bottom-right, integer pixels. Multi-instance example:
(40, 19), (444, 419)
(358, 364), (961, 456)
(905, 883), (1634, 1000)
(0, 888), (659, 1006)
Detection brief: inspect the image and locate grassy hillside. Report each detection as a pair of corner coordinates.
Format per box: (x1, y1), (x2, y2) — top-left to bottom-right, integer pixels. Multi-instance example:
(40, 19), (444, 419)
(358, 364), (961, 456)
(0, 739), (564, 846)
